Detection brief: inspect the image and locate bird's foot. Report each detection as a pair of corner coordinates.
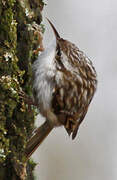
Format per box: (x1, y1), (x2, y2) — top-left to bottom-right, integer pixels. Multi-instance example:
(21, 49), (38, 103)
(33, 30), (45, 55)
(19, 91), (38, 111)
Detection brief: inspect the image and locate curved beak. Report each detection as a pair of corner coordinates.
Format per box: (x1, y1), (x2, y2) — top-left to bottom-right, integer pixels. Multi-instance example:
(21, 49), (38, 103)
(46, 18), (60, 40)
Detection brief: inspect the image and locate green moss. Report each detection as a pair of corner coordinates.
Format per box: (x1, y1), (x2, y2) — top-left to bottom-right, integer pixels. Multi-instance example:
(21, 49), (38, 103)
(0, 0), (45, 179)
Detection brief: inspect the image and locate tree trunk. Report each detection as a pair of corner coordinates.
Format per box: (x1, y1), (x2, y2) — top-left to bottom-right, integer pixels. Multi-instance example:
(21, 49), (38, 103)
(0, 0), (45, 179)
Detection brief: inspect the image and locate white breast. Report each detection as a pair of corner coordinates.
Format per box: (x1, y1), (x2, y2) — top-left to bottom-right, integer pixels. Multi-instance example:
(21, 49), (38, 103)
(32, 41), (56, 113)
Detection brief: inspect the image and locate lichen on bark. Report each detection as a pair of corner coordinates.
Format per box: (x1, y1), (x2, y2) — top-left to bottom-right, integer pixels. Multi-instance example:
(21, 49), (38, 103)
(0, 0), (45, 179)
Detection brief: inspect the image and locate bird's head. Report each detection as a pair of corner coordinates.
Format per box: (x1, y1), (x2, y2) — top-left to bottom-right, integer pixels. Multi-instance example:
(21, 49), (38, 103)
(47, 18), (78, 61)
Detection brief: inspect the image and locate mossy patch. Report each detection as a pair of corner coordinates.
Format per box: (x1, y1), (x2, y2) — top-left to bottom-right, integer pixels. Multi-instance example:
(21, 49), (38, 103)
(0, 0), (45, 179)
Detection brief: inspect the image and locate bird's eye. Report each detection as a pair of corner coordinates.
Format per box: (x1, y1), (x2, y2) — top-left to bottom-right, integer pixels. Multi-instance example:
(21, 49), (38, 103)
(57, 45), (61, 56)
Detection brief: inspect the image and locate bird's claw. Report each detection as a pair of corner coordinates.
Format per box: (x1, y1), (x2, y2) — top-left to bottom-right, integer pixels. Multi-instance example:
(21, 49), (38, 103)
(19, 91), (38, 107)
(33, 30), (44, 55)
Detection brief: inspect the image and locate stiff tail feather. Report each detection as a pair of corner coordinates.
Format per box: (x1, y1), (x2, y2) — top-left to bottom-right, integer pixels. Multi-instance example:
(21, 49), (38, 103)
(25, 121), (53, 159)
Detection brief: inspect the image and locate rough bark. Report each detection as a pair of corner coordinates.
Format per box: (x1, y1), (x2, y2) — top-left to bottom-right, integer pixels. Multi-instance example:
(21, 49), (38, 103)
(0, 0), (45, 179)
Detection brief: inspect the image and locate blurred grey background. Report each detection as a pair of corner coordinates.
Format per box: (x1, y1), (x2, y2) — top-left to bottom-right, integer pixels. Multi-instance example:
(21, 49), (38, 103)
(32, 0), (117, 179)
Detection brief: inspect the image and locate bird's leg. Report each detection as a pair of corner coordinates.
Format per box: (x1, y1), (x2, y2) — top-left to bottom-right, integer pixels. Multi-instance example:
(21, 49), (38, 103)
(33, 30), (44, 55)
(19, 91), (38, 107)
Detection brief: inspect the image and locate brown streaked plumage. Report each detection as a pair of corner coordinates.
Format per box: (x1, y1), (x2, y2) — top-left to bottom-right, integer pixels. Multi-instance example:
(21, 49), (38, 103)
(25, 19), (97, 159)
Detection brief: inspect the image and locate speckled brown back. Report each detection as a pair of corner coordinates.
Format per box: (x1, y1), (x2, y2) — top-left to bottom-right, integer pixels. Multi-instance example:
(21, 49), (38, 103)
(52, 39), (97, 139)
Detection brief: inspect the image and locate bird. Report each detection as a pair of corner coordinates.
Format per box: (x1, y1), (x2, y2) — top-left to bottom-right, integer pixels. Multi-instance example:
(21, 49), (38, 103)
(25, 19), (97, 159)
